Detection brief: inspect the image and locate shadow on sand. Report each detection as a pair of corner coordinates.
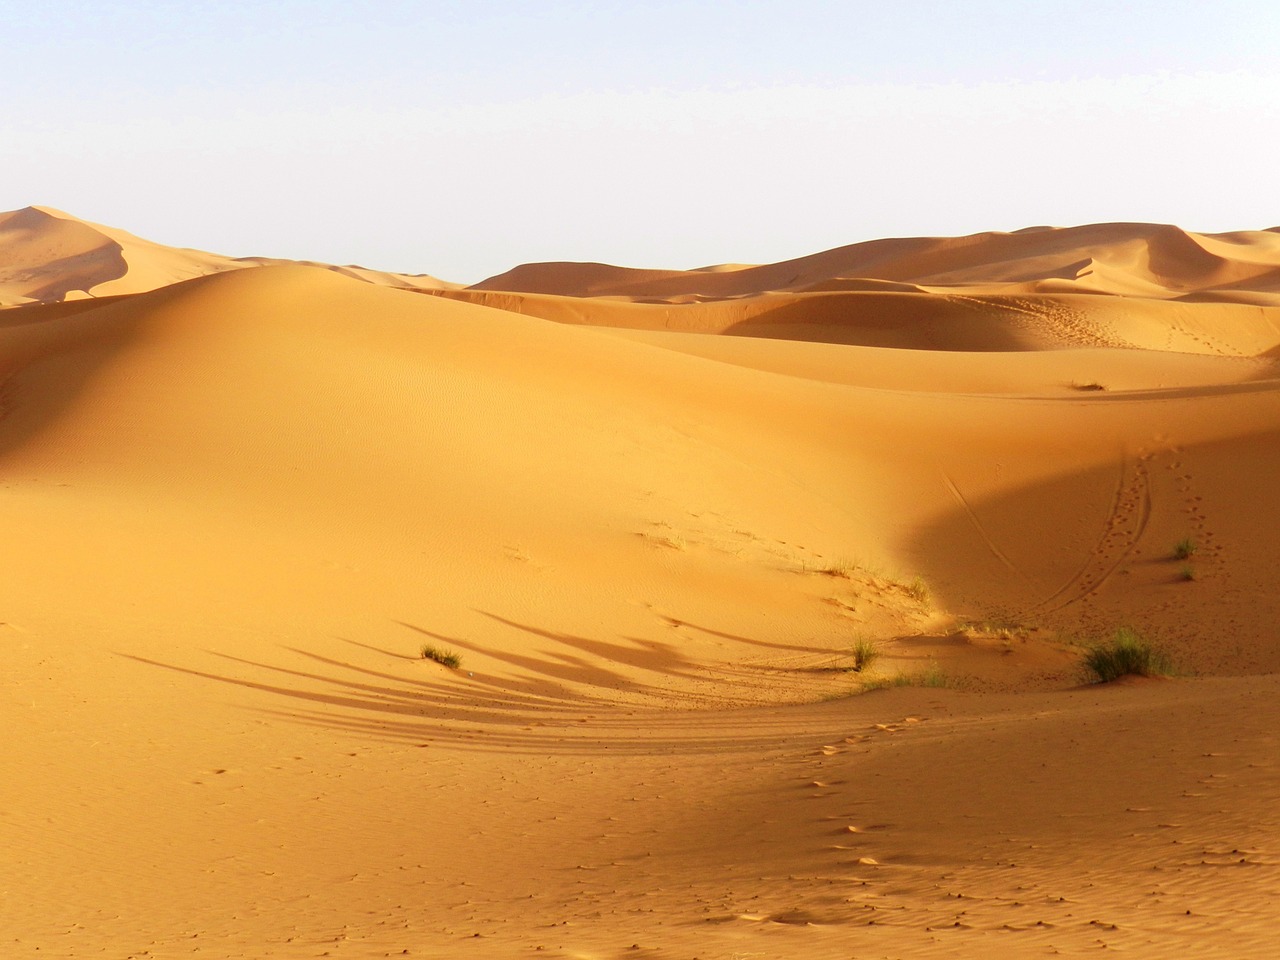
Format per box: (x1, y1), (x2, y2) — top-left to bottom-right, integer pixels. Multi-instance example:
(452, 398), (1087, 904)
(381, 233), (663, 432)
(121, 614), (857, 756)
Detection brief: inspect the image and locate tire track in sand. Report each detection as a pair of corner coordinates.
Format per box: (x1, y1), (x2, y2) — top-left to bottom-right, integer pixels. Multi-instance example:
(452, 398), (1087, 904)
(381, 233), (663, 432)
(942, 471), (1029, 582)
(943, 294), (1129, 349)
(1024, 452), (1153, 617)
(0, 366), (16, 423)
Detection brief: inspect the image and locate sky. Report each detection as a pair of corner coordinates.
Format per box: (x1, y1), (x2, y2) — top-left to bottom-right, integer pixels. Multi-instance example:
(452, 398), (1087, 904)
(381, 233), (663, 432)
(3, 0), (1279, 282)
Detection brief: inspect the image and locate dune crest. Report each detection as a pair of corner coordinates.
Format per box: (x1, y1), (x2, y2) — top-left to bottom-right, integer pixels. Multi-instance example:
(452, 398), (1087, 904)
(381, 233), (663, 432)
(0, 205), (256, 305)
(472, 221), (1280, 303)
(0, 206), (130, 304)
(0, 206), (456, 306)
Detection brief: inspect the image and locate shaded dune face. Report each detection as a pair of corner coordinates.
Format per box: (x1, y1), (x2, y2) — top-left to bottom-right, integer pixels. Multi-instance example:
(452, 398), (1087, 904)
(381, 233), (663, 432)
(0, 206), (128, 302)
(0, 206), (457, 307)
(3, 213), (1280, 960)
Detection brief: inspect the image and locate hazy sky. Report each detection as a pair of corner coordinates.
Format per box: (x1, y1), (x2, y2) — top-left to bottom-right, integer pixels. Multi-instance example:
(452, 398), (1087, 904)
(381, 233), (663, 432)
(4, 0), (1279, 281)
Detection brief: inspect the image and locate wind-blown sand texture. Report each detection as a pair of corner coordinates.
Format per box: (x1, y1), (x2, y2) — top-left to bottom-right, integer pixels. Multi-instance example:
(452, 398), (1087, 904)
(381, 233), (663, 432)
(2, 209), (1278, 959)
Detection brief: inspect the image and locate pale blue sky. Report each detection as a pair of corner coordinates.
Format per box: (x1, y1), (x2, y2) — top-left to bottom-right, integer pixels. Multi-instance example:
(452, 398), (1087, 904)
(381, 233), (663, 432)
(3, 1), (1278, 281)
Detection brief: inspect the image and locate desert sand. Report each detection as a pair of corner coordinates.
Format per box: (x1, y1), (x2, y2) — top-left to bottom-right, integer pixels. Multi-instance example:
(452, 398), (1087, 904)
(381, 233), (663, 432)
(1, 206), (1278, 958)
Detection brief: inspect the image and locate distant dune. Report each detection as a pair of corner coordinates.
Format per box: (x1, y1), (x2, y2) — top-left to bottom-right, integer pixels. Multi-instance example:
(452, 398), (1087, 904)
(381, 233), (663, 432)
(450, 221), (1280, 356)
(0, 205), (455, 306)
(471, 221), (1280, 301)
(2, 209), (1278, 959)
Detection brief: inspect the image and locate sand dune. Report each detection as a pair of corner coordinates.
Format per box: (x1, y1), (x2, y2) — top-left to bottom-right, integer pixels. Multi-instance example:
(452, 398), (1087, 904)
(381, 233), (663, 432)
(0, 205), (249, 305)
(472, 221), (1280, 302)
(0, 206), (453, 306)
(458, 222), (1280, 361)
(2, 215), (1278, 958)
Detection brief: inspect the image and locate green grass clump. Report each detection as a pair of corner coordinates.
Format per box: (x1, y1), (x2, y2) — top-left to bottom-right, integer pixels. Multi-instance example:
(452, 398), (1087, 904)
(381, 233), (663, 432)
(905, 576), (930, 605)
(862, 661), (948, 690)
(1173, 538), (1197, 561)
(917, 662), (948, 687)
(1083, 628), (1172, 682)
(861, 673), (911, 691)
(849, 637), (880, 673)
(420, 644), (462, 669)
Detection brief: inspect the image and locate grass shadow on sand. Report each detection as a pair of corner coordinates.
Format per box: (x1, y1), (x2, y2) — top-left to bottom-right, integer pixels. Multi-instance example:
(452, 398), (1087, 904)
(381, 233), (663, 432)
(120, 619), (850, 756)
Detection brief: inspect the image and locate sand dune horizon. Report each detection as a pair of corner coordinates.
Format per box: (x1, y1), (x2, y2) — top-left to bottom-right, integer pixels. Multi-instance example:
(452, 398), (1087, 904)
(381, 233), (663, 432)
(2, 206), (1277, 958)
(8, 204), (1280, 309)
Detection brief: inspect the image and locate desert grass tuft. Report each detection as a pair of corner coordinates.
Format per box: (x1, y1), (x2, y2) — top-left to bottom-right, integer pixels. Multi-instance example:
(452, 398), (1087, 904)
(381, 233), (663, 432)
(848, 636), (880, 673)
(1083, 628), (1172, 682)
(861, 673), (913, 691)
(959, 618), (1025, 642)
(813, 559), (859, 579)
(1173, 537), (1197, 561)
(862, 661), (948, 690)
(420, 644), (462, 669)
(917, 661), (948, 687)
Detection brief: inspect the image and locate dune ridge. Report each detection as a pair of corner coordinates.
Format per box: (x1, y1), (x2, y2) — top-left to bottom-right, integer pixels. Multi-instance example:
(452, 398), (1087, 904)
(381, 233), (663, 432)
(451, 222), (1280, 358)
(2, 212), (1278, 959)
(0, 205), (248, 305)
(0, 206), (454, 306)
(472, 221), (1280, 303)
